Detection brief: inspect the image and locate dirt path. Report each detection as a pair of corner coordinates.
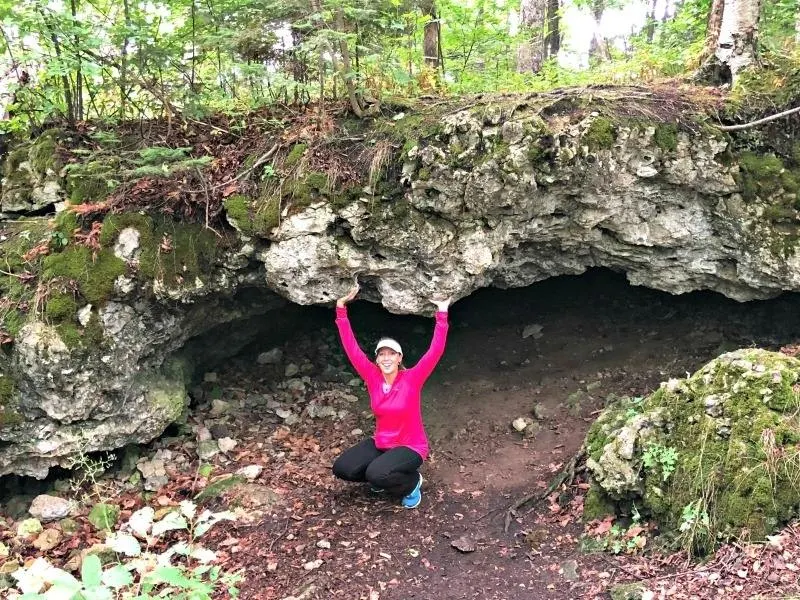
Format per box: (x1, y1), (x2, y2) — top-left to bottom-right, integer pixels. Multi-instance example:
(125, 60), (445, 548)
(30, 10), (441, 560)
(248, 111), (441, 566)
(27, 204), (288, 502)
(201, 270), (800, 599)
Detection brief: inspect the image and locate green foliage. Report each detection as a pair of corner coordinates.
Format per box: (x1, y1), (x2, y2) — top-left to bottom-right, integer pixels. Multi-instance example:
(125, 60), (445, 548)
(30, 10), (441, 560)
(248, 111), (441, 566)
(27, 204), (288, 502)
(642, 443), (678, 482)
(44, 293), (77, 320)
(12, 500), (242, 599)
(653, 124), (679, 152)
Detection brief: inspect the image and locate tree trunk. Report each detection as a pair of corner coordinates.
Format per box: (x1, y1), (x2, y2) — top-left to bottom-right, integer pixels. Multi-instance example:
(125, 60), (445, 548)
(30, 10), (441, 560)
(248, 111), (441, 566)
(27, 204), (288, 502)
(70, 0), (83, 120)
(589, 0), (607, 61)
(544, 0), (560, 59)
(701, 0), (763, 83)
(703, 0), (725, 59)
(795, 0), (800, 44)
(120, 0), (131, 118)
(517, 0), (546, 73)
(421, 0), (441, 70)
(645, 0), (658, 43)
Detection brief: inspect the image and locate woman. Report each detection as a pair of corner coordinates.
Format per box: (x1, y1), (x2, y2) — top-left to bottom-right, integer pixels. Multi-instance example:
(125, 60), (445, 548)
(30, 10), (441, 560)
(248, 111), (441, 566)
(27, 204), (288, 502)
(332, 284), (450, 509)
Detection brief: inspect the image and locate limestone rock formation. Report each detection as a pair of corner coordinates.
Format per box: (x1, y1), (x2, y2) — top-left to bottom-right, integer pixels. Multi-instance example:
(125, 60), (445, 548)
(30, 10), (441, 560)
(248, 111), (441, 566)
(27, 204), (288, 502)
(584, 349), (800, 553)
(2, 89), (800, 476)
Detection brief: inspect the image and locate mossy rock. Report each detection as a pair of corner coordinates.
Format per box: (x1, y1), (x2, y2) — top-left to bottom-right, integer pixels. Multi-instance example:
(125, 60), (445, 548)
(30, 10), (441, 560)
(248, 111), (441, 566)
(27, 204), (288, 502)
(653, 124), (678, 153)
(45, 294), (78, 321)
(738, 152), (786, 201)
(100, 212), (222, 288)
(585, 349), (800, 555)
(0, 373), (22, 429)
(42, 246), (126, 306)
(64, 159), (120, 205)
(223, 195), (279, 236)
(284, 143), (308, 168)
(584, 117), (616, 151)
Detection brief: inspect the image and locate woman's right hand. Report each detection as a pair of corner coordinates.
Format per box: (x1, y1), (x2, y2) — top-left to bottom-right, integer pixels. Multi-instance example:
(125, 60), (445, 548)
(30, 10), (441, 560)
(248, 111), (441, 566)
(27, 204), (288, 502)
(337, 284), (360, 307)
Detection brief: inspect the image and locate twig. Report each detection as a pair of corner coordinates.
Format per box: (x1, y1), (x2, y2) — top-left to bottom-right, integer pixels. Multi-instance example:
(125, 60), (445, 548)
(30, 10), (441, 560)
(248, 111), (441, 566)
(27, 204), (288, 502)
(268, 519), (291, 553)
(716, 104), (800, 131)
(185, 142), (280, 194)
(504, 447), (586, 533)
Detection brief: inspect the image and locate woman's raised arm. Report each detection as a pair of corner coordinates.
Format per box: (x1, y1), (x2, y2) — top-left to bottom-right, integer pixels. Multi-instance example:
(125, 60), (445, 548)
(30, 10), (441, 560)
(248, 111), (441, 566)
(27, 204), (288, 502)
(411, 297), (451, 382)
(334, 285), (375, 380)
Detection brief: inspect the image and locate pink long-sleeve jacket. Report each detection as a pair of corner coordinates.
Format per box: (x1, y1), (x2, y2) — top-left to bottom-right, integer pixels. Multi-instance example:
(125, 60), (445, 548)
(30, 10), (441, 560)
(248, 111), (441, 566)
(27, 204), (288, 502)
(335, 306), (449, 460)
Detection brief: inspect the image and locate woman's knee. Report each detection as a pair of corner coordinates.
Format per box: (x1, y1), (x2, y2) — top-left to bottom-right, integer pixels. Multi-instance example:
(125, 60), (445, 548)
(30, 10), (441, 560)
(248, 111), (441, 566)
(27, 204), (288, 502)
(364, 461), (391, 486)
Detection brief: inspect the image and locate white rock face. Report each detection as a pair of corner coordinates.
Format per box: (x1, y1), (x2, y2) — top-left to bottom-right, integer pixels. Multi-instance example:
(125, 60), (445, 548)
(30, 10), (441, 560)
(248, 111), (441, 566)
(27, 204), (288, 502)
(113, 227), (141, 261)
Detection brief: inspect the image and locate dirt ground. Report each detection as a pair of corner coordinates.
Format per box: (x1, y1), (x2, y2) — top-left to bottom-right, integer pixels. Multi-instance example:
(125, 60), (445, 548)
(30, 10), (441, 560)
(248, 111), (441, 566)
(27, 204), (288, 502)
(196, 269), (800, 600)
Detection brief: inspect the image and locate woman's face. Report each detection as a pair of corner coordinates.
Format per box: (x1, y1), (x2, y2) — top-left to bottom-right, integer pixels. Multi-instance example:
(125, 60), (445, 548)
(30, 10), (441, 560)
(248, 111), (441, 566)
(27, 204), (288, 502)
(376, 347), (402, 375)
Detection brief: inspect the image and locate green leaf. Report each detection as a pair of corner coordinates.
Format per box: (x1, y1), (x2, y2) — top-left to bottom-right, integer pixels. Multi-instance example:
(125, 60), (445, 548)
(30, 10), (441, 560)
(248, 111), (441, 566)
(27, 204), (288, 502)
(81, 555), (103, 588)
(102, 564), (134, 589)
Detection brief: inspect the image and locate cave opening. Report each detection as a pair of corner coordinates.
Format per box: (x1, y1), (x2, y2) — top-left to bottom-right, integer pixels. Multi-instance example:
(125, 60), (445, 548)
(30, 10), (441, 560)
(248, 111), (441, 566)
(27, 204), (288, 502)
(3, 268), (800, 513)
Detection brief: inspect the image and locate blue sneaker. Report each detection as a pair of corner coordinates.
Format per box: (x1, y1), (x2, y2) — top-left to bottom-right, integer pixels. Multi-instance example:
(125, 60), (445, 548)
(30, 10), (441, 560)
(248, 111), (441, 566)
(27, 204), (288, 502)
(401, 475), (423, 509)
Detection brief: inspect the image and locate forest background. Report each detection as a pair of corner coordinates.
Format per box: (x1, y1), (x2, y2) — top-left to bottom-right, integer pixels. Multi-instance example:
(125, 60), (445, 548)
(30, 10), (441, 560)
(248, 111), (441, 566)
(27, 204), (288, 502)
(0, 0), (794, 134)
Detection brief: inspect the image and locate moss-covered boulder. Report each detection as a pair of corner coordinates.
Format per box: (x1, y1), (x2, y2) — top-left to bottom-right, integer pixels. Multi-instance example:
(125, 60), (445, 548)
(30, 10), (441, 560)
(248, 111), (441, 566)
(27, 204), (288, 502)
(585, 348), (800, 554)
(1, 130), (64, 213)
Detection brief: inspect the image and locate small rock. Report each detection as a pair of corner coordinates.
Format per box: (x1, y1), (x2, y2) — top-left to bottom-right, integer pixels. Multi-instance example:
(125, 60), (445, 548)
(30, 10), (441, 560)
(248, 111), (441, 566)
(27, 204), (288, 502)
(532, 403), (549, 421)
(257, 348), (283, 365)
(0, 543), (8, 558)
(16, 518), (43, 538)
(451, 535), (477, 553)
(285, 363), (300, 377)
(303, 559), (323, 570)
(210, 399), (230, 416)
(88, 503), (120, 531)
(29, 494), (73, 522)
(286, 378), (306, 394)
(204, 372), (218, 383)
(195, 426), (212, 442)
(235, 465), (263, 481)
(198, 440), (220, 460)
(512, 417), (530, 432)
(350, 429), (364, 436)
(77, 304), (93, 327)
(209, 423), (231, 439)
(561, 559), (579, 582)
(33, 528), (62, 552)
(218, 437), (238, 453)
(522, 323), (543, 339)
(275, 407), (293, 419)
(284, 414), (300, 426)
(59, 518), (79, 536)
(316, 540), (331, 549)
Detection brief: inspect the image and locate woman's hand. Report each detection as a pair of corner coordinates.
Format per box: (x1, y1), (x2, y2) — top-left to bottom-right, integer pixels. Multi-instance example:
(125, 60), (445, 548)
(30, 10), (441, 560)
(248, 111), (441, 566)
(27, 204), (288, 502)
(337, 284), (360, 307)
(431, 297), (451, 312)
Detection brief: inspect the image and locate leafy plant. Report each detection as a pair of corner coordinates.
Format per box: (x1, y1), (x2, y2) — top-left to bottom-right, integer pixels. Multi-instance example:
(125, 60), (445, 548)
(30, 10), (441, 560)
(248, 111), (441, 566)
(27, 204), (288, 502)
(642, 443), (679, 482)
(11, 500), (241, 599)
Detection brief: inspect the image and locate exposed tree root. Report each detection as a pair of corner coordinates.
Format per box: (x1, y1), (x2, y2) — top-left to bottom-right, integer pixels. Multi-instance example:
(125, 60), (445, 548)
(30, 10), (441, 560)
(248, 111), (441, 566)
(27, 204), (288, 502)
(504, 446), (587, 533)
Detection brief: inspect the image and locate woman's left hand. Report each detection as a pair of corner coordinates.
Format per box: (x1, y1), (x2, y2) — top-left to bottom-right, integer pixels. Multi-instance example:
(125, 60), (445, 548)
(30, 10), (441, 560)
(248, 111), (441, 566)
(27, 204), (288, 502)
(431, 297), (452, 312)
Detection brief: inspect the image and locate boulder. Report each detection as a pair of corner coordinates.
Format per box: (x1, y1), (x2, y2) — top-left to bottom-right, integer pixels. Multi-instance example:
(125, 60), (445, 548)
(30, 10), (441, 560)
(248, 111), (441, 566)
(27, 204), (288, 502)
(585, 349), (800, 553)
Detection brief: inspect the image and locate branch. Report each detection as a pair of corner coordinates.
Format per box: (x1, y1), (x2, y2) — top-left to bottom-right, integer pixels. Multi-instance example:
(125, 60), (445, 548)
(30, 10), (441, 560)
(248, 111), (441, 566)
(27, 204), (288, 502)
(716, 104), (800, 131)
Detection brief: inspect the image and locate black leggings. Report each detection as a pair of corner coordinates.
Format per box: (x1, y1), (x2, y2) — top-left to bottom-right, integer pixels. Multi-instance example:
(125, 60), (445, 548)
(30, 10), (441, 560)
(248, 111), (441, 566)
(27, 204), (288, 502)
(332, 438), (423, 497)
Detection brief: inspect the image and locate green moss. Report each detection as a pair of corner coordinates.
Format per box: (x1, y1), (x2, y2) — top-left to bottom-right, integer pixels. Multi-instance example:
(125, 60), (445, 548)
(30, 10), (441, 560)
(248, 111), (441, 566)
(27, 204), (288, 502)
(584, 117), (616, 151)
(653, 124), (678, 153)
(53, 211), (79, 239)
(65, 159), (120, 205)
(417, 168), (431, 181)
(42, 246), (126, 305)
(738, 152), (785, 200)
(56, 322), (83, 349)
(45, 294), (78, 321)
(224, 195), (275, 236)
(636, 351), (800, 553)
(28, 129), (59, 173)
(0, 373), (22, 429)
(284, 143), (308, 168)
(288, 171), (330, 208)
(583, 487), (616, 521)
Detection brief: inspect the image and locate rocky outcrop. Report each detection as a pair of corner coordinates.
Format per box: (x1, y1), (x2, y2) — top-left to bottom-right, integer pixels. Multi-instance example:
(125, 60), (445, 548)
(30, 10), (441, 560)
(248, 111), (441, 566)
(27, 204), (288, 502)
(3, 89), (800, 476)
(584, 349), (800, 553)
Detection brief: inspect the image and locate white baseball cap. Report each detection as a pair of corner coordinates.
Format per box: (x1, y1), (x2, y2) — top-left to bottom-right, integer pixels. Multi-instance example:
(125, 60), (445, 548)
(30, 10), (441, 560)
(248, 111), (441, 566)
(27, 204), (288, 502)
(375, 338), (402, 355)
